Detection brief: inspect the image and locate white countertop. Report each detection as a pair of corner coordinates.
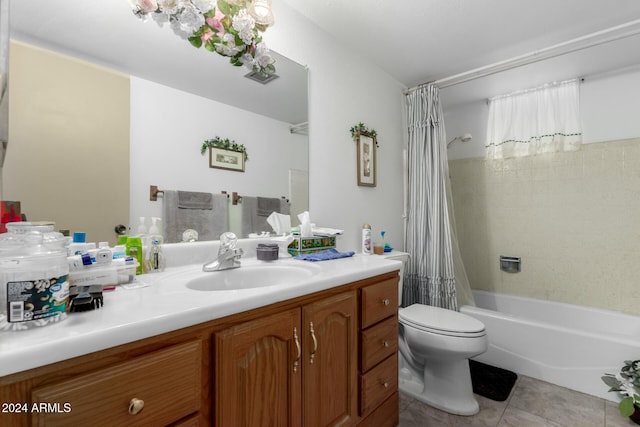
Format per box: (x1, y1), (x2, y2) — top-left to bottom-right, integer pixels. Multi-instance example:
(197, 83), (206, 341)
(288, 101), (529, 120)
(0, 249), (401, 377)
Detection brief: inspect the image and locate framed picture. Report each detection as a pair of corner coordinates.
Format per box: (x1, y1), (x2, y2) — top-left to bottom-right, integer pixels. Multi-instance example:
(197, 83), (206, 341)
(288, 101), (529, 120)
(356, 132), (376, 187)
(209, 147), (245, 172)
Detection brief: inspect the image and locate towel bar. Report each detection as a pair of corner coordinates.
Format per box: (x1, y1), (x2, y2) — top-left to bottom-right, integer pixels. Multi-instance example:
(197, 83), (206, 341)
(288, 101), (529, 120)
(150, 185), (164, 201)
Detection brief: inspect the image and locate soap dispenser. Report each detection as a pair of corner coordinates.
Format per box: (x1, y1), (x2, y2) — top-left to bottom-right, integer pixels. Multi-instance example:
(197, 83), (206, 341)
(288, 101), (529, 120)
(136, 217), (147, 235)
(149, 217), (161, 236)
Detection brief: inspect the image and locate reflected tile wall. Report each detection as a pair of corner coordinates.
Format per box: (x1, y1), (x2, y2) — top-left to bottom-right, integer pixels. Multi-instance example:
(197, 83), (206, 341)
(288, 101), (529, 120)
(449, 138), (640, 316)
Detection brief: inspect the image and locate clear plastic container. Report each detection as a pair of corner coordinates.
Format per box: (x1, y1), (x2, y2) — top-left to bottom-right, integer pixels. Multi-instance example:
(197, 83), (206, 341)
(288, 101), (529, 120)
(68, 259), (138, 287)
(0, 228), (69, 332)
(2, 222), (66, 253)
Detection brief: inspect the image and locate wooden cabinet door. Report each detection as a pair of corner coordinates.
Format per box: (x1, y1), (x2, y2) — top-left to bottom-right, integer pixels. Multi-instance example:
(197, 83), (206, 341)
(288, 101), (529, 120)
(302, 291), (358, 427)
(215, 308), (302, 427)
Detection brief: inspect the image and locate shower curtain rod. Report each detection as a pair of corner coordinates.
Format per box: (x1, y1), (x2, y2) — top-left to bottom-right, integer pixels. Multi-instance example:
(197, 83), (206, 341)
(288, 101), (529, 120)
(404, 18), (640, 94)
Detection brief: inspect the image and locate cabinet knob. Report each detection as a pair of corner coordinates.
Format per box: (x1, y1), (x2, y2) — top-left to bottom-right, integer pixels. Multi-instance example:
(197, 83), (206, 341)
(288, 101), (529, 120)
(382, 340), (389, 348)
(381, 381), (389, 389)
(381, 298), (390, 306)
(128, 398), (145, 415)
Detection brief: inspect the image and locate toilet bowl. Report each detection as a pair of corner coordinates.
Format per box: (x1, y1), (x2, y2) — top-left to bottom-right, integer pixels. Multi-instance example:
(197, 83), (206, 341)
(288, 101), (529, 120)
(381, 252), (488, 416)
(398, 304), (488, 415)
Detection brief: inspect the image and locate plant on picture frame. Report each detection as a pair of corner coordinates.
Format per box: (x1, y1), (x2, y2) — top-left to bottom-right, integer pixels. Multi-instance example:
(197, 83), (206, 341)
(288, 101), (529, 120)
(356, 131), (377, 187)
(201, 136), (248, 160)
(349, 122), (379, 146)
(201, 136), (248, 172)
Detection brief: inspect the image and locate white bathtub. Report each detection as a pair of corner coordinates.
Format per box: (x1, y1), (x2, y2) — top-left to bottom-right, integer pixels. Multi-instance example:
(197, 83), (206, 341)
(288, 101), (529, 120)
(460, 290), (640, 401)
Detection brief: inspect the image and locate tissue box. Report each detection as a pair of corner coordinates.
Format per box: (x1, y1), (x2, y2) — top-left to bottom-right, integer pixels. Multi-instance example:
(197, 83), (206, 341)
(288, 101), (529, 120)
(288, 235), (336, 256)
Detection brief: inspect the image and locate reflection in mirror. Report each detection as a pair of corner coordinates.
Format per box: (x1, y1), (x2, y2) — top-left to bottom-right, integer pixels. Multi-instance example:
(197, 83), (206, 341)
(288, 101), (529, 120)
(0, 0), (7, 167)
(4, 0), (308, 244)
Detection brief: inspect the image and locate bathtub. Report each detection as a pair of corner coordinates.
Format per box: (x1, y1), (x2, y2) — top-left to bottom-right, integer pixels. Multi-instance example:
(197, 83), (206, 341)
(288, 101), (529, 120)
(460, 290), (640, 401)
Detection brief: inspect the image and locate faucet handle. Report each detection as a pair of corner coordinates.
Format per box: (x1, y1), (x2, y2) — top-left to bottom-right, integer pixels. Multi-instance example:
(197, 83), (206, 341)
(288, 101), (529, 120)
(219, 232), (238, 253)
(232, 248), (244, 257)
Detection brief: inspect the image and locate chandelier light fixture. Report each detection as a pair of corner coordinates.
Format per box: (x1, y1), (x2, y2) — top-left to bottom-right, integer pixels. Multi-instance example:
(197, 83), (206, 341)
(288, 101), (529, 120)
(247, 0), (274, 26)
(130, 0), (276, 75)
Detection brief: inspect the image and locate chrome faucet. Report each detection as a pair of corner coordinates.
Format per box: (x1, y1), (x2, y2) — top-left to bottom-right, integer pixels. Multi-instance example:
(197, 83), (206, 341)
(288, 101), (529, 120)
(203, 232), (244, 272)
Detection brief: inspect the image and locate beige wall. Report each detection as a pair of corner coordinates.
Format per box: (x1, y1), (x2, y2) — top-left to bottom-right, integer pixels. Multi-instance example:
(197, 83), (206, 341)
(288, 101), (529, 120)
(449, 138), (640, 316)
(3, 42), (130, 244)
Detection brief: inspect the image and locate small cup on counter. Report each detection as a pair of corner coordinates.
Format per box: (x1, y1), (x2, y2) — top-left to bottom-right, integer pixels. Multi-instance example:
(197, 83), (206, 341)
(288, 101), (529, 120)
(256, 243), (279, 261)
(373, 240), (385, 255)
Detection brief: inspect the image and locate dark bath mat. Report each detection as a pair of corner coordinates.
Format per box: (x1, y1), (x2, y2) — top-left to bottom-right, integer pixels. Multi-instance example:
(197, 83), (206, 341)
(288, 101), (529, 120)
(469, 360), (517, 402)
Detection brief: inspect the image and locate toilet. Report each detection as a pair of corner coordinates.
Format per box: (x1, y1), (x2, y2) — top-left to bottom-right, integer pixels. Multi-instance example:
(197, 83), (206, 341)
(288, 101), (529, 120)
(384, 252), (488, 416)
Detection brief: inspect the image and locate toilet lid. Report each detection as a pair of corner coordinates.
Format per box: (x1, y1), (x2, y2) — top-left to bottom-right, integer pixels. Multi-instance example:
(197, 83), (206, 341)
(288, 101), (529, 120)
(399, 304), (485, 337)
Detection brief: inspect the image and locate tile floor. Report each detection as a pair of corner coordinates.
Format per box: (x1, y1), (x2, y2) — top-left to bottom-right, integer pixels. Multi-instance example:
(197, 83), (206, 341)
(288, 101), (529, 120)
(399, 375), (637, 427)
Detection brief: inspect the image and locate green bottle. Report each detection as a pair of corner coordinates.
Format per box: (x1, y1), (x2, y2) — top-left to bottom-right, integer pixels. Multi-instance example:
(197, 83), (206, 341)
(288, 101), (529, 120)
(126, 236), (143, 275)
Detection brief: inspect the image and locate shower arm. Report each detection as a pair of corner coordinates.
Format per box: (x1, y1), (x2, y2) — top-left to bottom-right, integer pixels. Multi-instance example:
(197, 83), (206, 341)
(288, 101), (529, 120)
(447, 133), (473, 147)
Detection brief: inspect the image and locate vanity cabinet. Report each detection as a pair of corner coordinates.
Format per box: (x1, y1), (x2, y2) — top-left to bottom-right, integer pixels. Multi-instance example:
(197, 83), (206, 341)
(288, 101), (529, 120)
(215, 291), (358, 427)
(0, 270), (398, 427)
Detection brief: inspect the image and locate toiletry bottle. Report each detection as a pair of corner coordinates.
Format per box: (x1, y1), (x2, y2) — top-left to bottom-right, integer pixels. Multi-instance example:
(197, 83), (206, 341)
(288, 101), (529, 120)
(126, 236), (143, 275)
(149, 217), (161, 236)
(68, 231), (87, 256)
(136, 217), (147, 235)
(112, 244), (127, 259)
(147, 238), (165, 273)
(362, 224), (372, 255)
(145, 217), (164, 273)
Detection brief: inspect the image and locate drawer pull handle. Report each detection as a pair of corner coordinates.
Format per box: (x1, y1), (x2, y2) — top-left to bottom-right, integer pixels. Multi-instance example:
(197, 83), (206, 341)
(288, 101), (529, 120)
(293, 327), (301, 373)
(382, 340), (389, 348)
(128, 398), (145, 415)
(381, 298), (390, 306)
(381, 381), (389, 389)
(309, 322), (318, 364)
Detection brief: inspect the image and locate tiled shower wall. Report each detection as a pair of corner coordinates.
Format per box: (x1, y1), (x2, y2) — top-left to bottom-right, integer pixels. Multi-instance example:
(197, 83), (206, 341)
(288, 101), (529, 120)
(448, 138), (640, 316)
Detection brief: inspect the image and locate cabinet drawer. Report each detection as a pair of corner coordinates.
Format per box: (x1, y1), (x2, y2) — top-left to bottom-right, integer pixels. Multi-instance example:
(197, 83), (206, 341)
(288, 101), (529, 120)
(360, 315), (398, 372)
(31, 340), (202, 427)
(360, 277), (398, 329)
(359, 353), (398, 416)
(358, 392), (398, 427)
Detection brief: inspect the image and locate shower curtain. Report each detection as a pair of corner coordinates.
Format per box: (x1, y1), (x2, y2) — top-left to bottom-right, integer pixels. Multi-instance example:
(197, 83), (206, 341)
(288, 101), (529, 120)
(403, 84), (473, 310)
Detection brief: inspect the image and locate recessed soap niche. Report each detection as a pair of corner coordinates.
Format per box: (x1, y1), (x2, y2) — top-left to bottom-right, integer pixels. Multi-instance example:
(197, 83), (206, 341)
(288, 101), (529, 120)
(500, 256), (521, 273)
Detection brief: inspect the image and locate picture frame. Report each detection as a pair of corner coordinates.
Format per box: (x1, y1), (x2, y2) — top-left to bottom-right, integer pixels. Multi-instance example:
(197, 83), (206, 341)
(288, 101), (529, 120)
(209, 147), (245, 172)
(356, 131), (377, 187)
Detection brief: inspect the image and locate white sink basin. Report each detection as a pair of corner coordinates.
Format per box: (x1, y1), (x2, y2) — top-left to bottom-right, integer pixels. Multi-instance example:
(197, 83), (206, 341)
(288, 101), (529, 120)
(185, 264), (318, 291)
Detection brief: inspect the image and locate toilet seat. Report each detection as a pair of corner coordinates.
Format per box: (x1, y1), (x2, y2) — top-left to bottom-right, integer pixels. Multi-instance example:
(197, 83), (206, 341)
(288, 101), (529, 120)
(400, 304), (486, 338)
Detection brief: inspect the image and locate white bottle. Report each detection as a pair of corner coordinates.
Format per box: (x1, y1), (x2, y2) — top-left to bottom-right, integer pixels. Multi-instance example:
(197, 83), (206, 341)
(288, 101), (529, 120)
(149, 217), (161, 236)
(136, 217), (147, 235)
(362, 224), (372, 255)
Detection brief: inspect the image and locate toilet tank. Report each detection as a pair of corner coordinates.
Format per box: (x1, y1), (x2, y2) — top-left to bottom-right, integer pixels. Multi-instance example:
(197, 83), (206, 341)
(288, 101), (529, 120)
(381, 251), (410, 306)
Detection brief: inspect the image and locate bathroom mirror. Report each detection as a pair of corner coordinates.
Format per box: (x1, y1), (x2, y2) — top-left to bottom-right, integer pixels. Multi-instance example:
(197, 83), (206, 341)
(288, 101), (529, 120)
(3, 0), (308, 244)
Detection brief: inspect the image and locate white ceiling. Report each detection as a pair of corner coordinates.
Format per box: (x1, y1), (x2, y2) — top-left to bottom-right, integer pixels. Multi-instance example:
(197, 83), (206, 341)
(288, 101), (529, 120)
(9, 0), (640, 115)
(280, 0), (640, 109)
(9, 0), (308, 125)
